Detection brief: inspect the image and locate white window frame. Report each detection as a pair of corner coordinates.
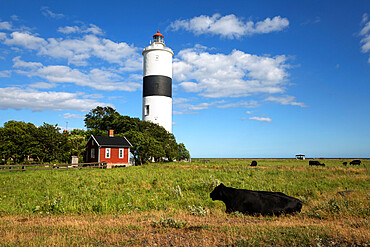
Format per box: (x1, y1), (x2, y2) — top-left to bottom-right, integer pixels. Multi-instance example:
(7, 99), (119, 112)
(119, 148), (124, 159)
(105, 148), (111, 159)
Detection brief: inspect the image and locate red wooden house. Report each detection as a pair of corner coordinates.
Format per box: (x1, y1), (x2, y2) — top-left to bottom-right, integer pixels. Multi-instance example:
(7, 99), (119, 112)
(86, 130), (132, 167)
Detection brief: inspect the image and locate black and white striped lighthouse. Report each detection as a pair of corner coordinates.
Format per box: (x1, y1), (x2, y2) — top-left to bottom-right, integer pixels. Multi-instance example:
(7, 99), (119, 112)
(142, 31), (174, 133)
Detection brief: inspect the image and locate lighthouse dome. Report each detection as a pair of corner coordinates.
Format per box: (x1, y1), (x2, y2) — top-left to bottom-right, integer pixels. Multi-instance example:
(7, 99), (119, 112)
(153, 31), (164, 44)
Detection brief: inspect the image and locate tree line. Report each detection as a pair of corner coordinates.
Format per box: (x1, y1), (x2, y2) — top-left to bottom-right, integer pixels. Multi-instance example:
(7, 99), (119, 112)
(0, 106), (190, 165)
(84, 106), (190, 165)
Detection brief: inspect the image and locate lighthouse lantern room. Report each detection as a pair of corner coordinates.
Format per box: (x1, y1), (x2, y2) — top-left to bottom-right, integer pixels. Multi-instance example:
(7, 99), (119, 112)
(142, 31), (174, 133)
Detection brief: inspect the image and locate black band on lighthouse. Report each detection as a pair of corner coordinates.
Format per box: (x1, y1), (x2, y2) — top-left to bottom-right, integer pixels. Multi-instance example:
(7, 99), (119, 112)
(143, 75), (172, 97)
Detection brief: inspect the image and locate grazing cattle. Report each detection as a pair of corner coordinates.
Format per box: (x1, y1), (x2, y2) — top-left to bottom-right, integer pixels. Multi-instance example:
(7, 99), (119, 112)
(350, 160), (361, 165)
(309, 161), (325, 166)
(250, 160), (257, 167)
(342, 162), (348, 166)
(210, 183), (302, 216)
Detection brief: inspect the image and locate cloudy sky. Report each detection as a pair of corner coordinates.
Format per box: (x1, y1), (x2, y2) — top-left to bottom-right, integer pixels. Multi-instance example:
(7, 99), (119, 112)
(0, 0), (369, 158)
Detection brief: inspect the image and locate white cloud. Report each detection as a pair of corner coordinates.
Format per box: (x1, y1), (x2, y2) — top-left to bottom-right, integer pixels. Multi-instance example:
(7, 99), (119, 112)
(0, 32), (6, 40)
(29, 82), (57, 89)
(0, 87), (112, 112)
(58, 24), (104, 36)
(360, 29), (370, 52)
(188, 102), (214, 110)
(302, 16), (321, 25)
(13, 57), (141, 92)
(3, 32), (47, 49)
(11, 15), (19, 21)
(43, 34), (141, 67)
(57, 26), (80, 34)
(173, 46), (289, 98)
(1, 29), (141, 67)
(249, 116), (272, 122)
(168, 14), (289, 39)
(173, 98), (191, 104)
(0, 21), (12, 30)
(265, 95), (307, 107)
(63, 113), (84, 119)
(13, 56), (43, 69)
(173, 98), (227, 114)
(360, 13), (370, 62)
(174, 98), (259, 114)
(35, 65), (89, 84)
(254, 16), (290, 34)
(217, 100), (260, 108)
(41, 7), (65, 19)
(0, 70), (11, 77)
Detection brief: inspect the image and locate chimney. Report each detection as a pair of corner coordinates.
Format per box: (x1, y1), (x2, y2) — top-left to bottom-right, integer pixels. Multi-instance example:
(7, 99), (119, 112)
(109, 129), (114, 137)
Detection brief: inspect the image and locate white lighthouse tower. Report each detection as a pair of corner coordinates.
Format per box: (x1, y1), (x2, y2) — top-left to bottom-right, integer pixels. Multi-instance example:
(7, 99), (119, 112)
(142, 31), (174, 133)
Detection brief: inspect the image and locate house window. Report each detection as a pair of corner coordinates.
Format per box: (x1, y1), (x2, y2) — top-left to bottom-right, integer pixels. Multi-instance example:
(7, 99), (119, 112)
(145, 105), (149, 116)
(92, 140), (95, 146)
(91, 148), (95, 159)
(105, 148), (111, 158)
(119, 148), (124, 159)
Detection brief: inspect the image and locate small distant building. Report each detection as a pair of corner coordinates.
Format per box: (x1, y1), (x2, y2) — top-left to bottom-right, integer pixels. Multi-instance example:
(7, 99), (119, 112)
(71, 156), (79, 166)
(86, 130), (132, 168)
(296, 154), (306, 160)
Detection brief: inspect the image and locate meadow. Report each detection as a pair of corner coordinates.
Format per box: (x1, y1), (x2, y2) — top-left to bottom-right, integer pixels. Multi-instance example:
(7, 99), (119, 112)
(0, 159), (369, 246)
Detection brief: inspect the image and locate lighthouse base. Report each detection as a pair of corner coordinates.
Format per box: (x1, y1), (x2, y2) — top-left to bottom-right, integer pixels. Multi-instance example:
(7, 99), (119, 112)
(142, 96), (172, 133)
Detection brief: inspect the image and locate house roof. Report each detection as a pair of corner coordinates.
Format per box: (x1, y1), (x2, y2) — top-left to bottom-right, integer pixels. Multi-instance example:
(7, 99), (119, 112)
(89, 135), (132, 148)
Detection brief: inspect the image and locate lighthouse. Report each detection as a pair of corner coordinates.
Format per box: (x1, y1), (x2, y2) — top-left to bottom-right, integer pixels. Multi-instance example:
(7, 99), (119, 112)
(142, 31), (174, 133)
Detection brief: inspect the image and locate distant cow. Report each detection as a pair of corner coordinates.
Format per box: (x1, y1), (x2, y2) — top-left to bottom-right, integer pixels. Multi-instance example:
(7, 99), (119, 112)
(210, 183), (302, 216)
(250, 160), (257, 167)
(350, 160), (361, 165)
(309, 161), (325, 166)
(342, 162), (348, 166)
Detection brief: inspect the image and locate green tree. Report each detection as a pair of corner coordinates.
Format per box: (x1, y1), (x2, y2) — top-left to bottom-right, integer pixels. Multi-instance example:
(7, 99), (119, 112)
(84, 106), (120, 130)
(176, 143), (190, 161)
(33, 123), (69, 163)
(67, 129), (88, 160)
(136, 120), (179, 161)
(0, 121), (38, 164)
(122, 130), (165, 165)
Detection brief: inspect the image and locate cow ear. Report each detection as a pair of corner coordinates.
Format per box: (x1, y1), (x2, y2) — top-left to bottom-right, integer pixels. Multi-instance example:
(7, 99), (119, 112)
(220, 183), (225, 187)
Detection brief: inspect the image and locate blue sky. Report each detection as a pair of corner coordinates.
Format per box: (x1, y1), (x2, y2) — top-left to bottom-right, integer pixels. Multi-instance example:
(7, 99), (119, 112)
(0, 0), (369, 158)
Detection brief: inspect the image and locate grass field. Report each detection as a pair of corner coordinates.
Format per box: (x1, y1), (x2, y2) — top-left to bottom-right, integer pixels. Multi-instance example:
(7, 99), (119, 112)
(0, 159), (369, 246)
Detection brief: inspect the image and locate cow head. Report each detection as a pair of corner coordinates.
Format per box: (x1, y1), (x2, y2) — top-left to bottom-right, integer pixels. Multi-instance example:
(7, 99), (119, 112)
(210, 183), (226, 201)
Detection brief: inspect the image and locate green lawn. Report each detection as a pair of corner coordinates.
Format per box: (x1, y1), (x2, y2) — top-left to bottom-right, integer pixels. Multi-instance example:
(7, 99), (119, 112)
(0, 159), (368, 217)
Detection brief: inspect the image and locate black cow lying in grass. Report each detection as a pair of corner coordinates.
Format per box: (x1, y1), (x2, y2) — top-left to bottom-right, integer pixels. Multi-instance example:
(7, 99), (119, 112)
(210, 183), (302, 216)
(250, 160), (257, 166)
(350, 160), (361, 165)
(309, 160), (325, 166)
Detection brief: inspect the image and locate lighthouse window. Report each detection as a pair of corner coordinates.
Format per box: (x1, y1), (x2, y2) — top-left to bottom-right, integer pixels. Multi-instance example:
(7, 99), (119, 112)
(145, 105), (150, 116)
(154, 36), (163, 43)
